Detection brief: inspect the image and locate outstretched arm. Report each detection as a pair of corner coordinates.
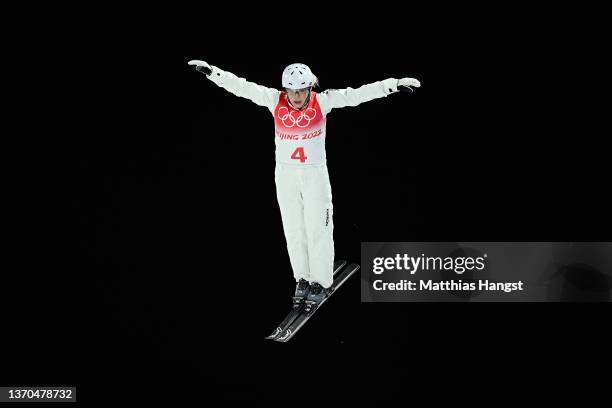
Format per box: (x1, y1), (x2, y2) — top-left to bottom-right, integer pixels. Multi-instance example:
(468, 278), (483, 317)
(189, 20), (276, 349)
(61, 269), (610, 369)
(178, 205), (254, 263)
(188, 60), (280, 114)
(317, 77), (421, 116)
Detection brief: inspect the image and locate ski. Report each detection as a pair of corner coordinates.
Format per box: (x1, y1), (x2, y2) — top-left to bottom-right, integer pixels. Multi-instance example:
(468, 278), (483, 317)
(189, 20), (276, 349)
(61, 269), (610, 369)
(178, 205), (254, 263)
(265, 259), (346, 340)
(274, 263), (360, 343)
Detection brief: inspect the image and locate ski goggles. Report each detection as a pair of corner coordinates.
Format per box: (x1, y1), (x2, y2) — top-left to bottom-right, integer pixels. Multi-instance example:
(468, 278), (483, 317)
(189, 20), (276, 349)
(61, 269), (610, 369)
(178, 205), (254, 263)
(285, 87), (311, 95)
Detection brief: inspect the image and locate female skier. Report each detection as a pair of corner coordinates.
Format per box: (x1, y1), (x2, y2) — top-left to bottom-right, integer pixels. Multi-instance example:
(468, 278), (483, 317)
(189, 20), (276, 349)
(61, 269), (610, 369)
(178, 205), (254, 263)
(188, 60), (420, 306)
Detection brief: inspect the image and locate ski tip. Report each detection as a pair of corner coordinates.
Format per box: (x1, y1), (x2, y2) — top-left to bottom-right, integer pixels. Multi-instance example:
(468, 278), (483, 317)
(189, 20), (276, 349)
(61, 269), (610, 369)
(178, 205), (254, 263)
(274, 331), (292, 343)
(265, 327), (283, 340)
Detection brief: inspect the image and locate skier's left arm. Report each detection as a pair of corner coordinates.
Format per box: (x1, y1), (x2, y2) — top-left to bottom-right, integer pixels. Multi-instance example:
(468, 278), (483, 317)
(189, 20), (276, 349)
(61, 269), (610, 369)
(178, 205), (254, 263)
(317, 77), (420, 116)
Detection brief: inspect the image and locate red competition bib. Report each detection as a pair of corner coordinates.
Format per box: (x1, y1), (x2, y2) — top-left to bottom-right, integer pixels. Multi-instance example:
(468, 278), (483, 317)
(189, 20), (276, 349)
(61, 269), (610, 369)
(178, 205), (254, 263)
(274, 92), (327, 165)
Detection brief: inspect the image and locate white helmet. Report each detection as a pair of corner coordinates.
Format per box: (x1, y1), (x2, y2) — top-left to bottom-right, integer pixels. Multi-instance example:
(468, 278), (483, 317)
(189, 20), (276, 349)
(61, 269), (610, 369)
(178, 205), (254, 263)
(282, 63), (314, 90)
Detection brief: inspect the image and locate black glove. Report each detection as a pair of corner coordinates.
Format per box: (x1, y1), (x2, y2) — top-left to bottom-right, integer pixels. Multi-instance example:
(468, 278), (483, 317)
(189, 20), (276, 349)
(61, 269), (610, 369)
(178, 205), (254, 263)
(188, 60), (212, 76)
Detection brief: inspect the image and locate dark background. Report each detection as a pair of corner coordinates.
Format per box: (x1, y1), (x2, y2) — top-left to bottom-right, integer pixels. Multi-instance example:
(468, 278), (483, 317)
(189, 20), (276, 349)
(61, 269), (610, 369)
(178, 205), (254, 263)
(8, 5), (610, 403)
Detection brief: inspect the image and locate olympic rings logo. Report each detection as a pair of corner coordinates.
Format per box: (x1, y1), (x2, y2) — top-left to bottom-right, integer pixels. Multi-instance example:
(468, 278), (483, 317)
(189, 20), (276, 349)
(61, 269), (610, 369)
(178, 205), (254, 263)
(277, 107), (317, 128)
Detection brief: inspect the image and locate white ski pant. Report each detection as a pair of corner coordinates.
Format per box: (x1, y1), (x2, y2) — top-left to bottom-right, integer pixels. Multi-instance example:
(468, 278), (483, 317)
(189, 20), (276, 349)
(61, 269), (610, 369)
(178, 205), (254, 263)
(275, 163), (334, 289)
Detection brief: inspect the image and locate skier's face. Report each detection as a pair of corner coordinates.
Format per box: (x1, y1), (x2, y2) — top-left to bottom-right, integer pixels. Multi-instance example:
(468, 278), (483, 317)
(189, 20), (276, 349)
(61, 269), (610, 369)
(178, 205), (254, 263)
(286, 88), (310, 108)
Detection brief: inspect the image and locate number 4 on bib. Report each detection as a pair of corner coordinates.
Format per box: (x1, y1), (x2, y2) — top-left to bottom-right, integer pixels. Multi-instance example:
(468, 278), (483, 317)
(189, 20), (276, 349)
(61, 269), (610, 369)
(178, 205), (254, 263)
(291, 147), (308, 163)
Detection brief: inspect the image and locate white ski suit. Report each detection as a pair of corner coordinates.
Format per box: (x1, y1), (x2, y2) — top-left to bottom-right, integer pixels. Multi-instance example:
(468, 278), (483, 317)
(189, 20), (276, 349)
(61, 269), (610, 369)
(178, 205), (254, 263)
(205, 65), (400, 288)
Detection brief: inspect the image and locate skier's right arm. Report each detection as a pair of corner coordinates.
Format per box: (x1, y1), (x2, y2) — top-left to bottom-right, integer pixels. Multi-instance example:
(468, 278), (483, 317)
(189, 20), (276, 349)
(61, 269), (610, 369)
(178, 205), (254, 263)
(188, 60), (280, 114)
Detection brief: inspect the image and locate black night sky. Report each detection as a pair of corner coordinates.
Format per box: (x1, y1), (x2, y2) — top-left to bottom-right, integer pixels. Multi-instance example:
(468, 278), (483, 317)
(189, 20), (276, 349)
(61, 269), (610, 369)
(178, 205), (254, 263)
(8, 5), (610, 403)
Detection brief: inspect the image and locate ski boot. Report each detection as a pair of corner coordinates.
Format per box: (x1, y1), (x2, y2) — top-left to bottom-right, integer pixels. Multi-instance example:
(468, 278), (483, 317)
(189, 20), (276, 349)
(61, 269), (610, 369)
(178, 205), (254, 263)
(303, 282), (331, 314)
(292, 278), (311, 310)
